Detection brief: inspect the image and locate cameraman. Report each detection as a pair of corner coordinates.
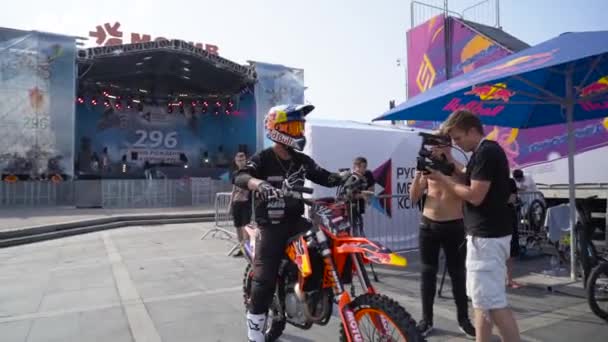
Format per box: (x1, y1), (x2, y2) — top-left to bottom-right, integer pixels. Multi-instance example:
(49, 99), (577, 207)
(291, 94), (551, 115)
(410, 133), (475, 338)
(427, 110), (520, 342)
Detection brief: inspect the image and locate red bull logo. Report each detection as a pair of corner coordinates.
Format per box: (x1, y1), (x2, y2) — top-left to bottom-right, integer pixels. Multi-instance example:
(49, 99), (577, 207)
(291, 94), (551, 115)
(579, 76), (608, 112)
(465, 83), (516, 102)
(579, 76), (608, 98)
(443, 83), (515, 116)
(443, 98), (505, 117)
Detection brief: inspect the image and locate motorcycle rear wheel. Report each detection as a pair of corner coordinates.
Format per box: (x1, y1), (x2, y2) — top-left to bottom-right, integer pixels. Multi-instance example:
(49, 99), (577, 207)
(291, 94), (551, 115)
(339, 293), (423, 342)
(242, 263), (286, 341)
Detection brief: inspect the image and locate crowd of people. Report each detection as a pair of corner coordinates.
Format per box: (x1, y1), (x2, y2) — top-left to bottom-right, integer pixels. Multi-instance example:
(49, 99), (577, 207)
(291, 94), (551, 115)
(228, 104), (539, 342)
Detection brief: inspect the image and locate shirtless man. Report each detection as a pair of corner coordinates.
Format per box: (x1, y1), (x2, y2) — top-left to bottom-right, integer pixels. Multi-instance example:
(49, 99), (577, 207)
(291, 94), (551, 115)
(410, 143), (475, 338)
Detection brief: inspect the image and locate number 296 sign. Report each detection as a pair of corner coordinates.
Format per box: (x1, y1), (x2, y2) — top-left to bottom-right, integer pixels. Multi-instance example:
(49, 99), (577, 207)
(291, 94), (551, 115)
(133, 130), (178, 149)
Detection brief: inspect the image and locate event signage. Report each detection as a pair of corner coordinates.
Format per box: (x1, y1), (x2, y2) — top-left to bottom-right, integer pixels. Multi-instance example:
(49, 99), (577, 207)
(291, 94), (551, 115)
(89, 22), (220, 55)
(0, 29), (76, 178)
(406, 16), (608, 171)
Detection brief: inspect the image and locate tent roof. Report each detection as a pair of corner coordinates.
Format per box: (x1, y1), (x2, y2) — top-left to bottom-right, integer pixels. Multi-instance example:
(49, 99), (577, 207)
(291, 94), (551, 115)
(308, 118), (423, 133)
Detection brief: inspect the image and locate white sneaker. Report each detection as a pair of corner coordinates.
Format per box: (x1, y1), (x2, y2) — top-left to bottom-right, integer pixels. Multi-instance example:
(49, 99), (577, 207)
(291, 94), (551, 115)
(246, 312), (266, 342)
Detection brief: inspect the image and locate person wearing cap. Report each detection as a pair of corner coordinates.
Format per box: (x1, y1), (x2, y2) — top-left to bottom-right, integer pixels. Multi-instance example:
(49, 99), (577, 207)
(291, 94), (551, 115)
(512, 169), (537, 192)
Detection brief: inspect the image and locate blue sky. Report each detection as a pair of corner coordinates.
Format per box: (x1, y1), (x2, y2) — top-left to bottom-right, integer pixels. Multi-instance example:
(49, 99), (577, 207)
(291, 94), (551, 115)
(1, 0), (606, 121)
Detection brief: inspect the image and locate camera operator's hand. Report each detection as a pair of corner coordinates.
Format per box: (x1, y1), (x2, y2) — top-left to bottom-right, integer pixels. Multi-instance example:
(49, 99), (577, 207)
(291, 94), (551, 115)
(431, 145), (452, 161)
(425, 167), (447, 182)
(256, 182), (281, 201)
(414, 170), (427, 180)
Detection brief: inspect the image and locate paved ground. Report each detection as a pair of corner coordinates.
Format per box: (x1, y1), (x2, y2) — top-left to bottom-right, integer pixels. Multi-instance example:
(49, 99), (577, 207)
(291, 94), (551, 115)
(0, 222), (606, 342)
(0, 207), (214, 233)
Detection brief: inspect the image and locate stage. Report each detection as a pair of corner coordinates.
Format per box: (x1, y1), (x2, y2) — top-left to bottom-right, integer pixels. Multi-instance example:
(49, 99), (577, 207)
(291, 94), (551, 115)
(0, 26), (307, 183)
(75, 39), (257, 180)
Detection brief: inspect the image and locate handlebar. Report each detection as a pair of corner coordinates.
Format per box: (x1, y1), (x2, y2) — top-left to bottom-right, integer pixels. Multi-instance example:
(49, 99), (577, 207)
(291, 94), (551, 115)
(291, 185), (314, 194)
(256, 183), (314, 202)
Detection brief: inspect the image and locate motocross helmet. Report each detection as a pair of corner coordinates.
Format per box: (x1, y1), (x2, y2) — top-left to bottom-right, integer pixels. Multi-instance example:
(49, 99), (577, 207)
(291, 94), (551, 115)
(264, 104), (314, 151)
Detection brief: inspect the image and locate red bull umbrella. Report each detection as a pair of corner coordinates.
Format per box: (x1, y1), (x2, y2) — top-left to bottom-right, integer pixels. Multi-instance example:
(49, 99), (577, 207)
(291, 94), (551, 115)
(374, 30), (608, 281)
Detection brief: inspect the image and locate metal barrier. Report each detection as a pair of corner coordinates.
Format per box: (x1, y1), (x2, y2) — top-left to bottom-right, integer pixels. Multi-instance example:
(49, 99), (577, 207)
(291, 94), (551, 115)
(410, 1), (462, 28)
(214, 192), (234, 228)
(191, 177), (215, 206)
(0, 181), (74, 206)
(362, 195), (420, 253)
(200, 191), (241, 256)
(101, 179), (176, 208)
(0, 178), (230, 209)
(199, 192), (420, 256)
(462, 0), (500, 28)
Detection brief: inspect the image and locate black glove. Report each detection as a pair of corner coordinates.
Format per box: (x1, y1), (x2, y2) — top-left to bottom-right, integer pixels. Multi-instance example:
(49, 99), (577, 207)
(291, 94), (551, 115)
(328, 171), (351, 186)
(256, 182), (281, 202)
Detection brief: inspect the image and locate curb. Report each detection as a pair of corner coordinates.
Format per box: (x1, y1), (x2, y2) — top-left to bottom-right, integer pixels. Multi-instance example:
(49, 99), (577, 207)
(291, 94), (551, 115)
(0, 213), (215, 248)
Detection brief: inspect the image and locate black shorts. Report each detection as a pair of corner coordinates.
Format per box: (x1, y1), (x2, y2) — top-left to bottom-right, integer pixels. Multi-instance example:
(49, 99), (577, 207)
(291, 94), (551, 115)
(232, 201), (252, 228)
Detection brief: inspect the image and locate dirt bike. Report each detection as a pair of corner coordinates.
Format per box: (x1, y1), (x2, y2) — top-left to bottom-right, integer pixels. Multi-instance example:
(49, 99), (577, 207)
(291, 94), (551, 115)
(242, 174), (422, 341)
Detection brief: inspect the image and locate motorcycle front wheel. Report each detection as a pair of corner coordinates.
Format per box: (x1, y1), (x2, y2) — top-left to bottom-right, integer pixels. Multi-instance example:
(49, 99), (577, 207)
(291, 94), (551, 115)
(242, 263), (286, 341)
(339, 293), (423, 342)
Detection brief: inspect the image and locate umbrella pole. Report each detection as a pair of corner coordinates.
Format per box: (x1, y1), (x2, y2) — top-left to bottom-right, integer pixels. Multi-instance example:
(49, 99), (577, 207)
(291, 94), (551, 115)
(566, 91), (577, 282)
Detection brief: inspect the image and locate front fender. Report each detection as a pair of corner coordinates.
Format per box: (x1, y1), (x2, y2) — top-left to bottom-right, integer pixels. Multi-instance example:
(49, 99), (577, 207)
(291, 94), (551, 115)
(334, 237), (407, 267)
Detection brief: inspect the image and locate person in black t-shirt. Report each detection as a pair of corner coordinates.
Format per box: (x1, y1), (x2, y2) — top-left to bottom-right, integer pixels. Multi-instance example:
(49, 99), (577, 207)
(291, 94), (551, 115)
(229, 151), (251, 257)
(352, 156), (375, 215)
(234, 104), (345, 342)
(426, 110), (520, 342)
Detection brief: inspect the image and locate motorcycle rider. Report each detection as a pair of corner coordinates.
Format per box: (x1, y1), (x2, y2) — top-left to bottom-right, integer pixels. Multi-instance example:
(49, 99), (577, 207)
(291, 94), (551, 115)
(234, 104), (347, 342)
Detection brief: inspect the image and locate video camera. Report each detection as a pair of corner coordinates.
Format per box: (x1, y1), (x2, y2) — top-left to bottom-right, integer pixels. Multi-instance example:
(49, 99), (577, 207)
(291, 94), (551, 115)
(416, 132), (455, 176)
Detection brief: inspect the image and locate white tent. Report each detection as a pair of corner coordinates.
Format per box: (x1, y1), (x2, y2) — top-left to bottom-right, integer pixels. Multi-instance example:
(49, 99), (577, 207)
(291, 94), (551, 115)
(303, 119), (426, 251)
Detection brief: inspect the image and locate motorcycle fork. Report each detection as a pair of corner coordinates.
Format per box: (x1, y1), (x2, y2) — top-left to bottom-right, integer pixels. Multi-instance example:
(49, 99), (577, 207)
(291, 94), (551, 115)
(352, 254), (374, 294)
(350, 254), (391, 336)
(315, 229), (390, 340)
(315, 231), (360, 342)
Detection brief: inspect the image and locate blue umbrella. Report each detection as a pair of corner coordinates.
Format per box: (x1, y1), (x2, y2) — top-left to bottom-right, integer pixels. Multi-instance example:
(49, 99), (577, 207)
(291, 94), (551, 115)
(375, 31), (608, 280)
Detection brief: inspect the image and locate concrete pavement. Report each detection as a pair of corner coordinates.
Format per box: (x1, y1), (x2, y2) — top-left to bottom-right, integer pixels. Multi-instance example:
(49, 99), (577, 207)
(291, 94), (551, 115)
(0, 221), (606, 341)
(0, 207), (214, 234)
